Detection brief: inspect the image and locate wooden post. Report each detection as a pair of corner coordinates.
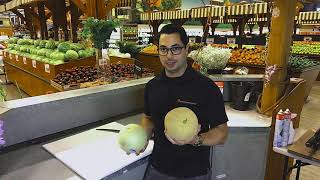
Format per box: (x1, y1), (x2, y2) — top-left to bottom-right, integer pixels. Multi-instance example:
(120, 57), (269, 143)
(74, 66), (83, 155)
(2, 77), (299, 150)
(231, 23), (238, 36)
(24, 8), (36, 39)
(210, 23), (218, 36)
(200, 18), (209, 43)
(38, 2), (48, 40)
(248, 24), (255, 34)
(150, 20), (163, 45)
(87, 0), (107, 19)
(258, 22), (265, 35)
(261, 0), (297, 179)
(70, 1), (80, 42)
(170, 19), (187, 27)
(48, 0), (69, 40)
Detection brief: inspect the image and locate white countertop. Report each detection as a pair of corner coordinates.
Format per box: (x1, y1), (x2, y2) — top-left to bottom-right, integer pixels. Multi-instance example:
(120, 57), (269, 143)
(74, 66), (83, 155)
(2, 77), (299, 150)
(225, 104), (271, 128)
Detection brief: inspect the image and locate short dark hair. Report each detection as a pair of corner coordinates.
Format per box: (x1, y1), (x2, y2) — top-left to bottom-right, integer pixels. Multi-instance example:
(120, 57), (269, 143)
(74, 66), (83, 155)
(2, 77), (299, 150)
(157, 24), (189, 46)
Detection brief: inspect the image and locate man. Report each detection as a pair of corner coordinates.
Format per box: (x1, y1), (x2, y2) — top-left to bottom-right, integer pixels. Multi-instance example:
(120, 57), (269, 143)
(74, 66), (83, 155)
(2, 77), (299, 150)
(141, 24), (229, 180)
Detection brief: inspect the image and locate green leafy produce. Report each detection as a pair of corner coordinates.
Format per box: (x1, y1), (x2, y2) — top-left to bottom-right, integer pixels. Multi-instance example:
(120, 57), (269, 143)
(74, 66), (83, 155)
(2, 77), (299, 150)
(81, 17), (119, 49)
(188, 45), (232, 74)
(14, 45), (21, 51)
(78, 50), (87, 58)
(39, 40), (48, 48)
(116, 41), (140, 55)
(50, 52), (65, 61)
(45, 40), (56, 49)
(289, 55), (320, 72)
(7, 44), (15, 49)
(70, 43), (84, 52)
(8, 37), (18, 44)
(57, 42), (71, 53)
(291, 42), (320, 55)
(45, 49), (55, 58)
(34, 39), (41, 46)
(65, 50), (79, 60)
(37, 48), (47, 56)
(51, 60), (64, 65)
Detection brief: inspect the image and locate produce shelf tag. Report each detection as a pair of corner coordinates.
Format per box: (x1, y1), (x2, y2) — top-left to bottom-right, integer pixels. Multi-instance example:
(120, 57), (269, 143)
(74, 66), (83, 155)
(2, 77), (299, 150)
(227, 38), (236, 44)
(244, 92), (251, 102)
(3, 51), (6, 57)
(23, 57), (27, 65)
(45, 64), (50, 73)
(9, 53), (12, 60)
(303, 37), (312, 42)
(32, 60), (37, 68)
(206, 38), (214, 44)
(15, 55), (19, 61)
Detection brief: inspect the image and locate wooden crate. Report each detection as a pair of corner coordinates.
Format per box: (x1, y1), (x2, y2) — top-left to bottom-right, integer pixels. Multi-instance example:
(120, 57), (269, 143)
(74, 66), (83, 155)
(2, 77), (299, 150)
(50, 80), (80, 92)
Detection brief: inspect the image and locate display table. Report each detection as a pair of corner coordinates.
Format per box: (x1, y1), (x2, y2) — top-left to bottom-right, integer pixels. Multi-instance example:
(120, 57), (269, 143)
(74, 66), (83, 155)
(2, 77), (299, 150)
(273, 129), (320, 180)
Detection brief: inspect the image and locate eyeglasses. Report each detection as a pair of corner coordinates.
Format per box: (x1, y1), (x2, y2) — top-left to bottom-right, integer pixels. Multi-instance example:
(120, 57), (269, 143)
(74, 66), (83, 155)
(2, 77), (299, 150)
(158, 46), (185, 56)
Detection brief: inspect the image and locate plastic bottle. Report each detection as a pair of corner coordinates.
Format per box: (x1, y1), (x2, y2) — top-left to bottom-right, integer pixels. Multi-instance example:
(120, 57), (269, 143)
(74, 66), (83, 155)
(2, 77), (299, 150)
(282, 109), (291, 147)
(273, 109), (284, 147)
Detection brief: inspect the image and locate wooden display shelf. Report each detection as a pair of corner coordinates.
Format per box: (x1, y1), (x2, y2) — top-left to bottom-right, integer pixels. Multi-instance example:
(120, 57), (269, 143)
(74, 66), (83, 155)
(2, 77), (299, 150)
(134, 53), (162, 75)
(3, 51), (96, 81)
(4, 62), (58, 96)
(109, 56), (135, 64)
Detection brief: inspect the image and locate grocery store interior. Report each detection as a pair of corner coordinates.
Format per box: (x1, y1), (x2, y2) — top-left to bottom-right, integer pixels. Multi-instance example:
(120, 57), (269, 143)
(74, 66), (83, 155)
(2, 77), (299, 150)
(0, 0), (320, 180)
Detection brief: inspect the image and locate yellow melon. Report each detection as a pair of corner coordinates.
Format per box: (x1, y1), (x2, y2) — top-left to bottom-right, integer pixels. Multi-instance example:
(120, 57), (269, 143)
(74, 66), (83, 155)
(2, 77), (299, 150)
(164, 107), (199, 142)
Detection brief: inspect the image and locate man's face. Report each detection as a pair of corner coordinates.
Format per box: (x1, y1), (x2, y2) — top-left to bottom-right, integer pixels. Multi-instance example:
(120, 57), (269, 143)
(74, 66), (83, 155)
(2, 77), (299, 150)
(158, 33), (188, 77)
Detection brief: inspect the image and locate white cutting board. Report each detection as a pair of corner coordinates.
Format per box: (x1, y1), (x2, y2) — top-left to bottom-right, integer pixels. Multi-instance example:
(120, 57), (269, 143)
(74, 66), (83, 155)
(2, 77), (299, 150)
(43, 122), (153, 180)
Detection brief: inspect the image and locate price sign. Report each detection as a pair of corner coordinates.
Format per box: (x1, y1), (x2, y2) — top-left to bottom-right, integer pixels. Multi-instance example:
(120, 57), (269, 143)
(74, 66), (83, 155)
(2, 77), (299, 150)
(134, 59), (143, 78)
(244, 92), (251, 102)
(23, 57), (27, 65)
(98, 58), (107, 66)
(206, 38), (214, 44)
(15, 55), (19, 61)
(32, 60), (37, 68)
(44, 64), (50, 73)
(3, 51), (6, 57)
(189, 37), (196, 43)
(9, 53), (12, 60)
(227, 38), (236, 44)
(303, 37), (312, 42)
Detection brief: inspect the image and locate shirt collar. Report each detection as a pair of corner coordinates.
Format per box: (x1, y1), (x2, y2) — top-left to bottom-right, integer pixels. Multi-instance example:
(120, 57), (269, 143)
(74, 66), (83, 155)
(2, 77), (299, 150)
(156, 63), (196, 83)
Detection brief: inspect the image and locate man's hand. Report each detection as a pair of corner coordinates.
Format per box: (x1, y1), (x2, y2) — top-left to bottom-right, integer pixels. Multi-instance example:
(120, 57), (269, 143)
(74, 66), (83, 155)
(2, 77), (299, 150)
(127, 139), (149, 156)
(164, 124), (201, 145)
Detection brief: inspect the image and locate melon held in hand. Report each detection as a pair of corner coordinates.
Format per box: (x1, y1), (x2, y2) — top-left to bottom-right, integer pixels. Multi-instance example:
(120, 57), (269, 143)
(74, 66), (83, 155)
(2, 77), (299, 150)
(165, 107), (199, 142)
(118, 124), (148, 154)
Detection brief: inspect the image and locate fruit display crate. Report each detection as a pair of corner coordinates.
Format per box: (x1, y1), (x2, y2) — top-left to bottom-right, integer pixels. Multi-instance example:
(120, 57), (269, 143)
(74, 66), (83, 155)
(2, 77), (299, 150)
(3, 51), (96, 81)
(50, 80), (80, 91)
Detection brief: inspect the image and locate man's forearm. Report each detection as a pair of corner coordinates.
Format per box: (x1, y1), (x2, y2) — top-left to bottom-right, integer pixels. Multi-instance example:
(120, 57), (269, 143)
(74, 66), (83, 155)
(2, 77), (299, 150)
(200, 123), (228, 146)
(141, 114), (154, 138)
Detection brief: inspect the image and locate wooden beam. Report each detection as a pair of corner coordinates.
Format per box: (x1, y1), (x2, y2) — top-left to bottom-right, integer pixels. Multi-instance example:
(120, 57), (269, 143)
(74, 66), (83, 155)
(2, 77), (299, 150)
(69, 0), (86, 13)
(261, 0), (297, 179)
(38, 2), (48, 40)
(24, 7), (36, 39)
(105, 0), (119, 17)
(70, 1), (81, 42)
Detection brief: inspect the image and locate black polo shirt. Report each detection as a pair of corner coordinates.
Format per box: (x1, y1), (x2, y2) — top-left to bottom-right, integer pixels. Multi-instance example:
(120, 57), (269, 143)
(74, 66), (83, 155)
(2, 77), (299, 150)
(144, 64), (228, 177)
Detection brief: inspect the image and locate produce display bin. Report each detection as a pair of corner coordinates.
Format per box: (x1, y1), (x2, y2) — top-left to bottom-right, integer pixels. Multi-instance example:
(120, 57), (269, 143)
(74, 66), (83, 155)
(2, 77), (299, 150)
(3, 51), (96, 96)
